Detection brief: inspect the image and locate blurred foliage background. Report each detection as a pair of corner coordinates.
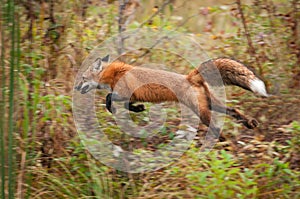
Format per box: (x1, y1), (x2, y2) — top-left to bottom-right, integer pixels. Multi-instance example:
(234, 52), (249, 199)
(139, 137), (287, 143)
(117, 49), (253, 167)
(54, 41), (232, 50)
(0, 0), (300, 198)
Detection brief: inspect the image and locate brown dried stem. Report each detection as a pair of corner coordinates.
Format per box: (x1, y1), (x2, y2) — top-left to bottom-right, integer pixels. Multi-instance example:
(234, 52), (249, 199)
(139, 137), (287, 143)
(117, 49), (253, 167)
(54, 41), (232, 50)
(236, 0), (262, 75)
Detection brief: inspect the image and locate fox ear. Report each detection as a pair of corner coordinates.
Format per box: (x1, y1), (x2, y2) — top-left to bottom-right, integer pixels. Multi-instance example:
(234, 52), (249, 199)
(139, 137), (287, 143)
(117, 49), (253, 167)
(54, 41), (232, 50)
(93, 58), (102, 71)
(102, 54), (110, 62)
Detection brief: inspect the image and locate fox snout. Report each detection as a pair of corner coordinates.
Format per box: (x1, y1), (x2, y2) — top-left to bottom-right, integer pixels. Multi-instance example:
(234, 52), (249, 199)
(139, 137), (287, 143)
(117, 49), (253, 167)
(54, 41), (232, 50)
(74, 81), (83, 91)
(75, 74), (90, 90)
(77, 81), (94, 94)
(80, 83), (91, 94)
(74, 81), (89, 94)
(75, 80), (100, 94)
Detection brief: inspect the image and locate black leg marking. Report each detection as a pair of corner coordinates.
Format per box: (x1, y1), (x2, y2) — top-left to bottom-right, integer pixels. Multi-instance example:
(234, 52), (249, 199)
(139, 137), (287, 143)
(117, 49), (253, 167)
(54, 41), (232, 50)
(105, 92), (146, 113)
(106, 93), (116, 113)
(124, 102), (145, 112)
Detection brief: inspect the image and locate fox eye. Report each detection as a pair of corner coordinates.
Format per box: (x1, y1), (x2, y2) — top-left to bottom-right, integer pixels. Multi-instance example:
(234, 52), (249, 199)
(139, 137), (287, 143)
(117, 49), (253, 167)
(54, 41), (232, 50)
(93, 58), (102, 71)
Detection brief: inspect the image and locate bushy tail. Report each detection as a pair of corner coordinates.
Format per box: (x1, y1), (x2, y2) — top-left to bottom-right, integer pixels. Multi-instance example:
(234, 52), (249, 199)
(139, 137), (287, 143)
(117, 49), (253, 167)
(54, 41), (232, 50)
(198, 58), (268, 97)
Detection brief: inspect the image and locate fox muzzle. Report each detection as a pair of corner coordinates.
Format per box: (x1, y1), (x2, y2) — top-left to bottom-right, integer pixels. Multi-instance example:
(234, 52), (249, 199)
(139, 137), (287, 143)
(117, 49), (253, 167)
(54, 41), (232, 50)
(74, 81), (83, 91)
(80, 84), (91, 94)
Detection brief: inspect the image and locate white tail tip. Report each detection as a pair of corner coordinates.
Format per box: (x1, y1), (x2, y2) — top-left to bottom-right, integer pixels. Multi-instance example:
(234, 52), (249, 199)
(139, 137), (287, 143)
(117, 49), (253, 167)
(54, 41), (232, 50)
(250, 78), (268, 97)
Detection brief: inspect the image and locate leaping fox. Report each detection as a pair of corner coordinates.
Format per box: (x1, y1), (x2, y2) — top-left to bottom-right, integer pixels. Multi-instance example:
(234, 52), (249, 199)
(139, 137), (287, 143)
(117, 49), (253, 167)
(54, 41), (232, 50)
(75, 55), (268, 139)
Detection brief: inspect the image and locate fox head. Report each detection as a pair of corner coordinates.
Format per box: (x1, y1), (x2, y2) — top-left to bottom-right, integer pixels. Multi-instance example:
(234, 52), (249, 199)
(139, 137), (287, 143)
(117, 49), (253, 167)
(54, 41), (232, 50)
(75, 55), (111, 94)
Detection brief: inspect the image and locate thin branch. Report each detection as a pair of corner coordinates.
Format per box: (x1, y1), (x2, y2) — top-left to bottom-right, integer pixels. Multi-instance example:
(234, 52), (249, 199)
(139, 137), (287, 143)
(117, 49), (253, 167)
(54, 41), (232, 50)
(118, 0), (171, 55)
(49, 0), (56, 24)
(236, 0), (261, 74)
(81, 0), (88, 19)
(236, 0), (255, 55)
(118, 0), (130, 55)
(265, 0), (279, 60)
(175, 0), (191, 10)
(291, 0), (300, 65)
(290, 0), (300, 88)
(175, 13), (198, 31)
(130, 13), (198, 63)
(138, 0), (172, 28)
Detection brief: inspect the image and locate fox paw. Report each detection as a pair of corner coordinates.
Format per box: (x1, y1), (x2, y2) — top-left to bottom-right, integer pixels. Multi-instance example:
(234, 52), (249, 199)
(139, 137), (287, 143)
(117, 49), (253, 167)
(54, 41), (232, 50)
(243, 118), (259, 129)
(219, 134), (226, 142)
(135, 104), (145, 112)
(130, 104), (145, 112)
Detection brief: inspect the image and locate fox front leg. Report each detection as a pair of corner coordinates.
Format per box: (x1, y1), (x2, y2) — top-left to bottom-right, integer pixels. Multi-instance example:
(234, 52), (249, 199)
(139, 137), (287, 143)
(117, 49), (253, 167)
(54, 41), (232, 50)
(105, 93), (128, 113)
(106, 93), (116, 113)
(105, 93), (145, 113)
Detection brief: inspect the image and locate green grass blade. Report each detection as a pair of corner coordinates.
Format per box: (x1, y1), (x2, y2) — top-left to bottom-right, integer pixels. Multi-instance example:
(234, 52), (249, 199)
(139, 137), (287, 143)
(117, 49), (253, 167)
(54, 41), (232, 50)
(0, 0), (6, 198)
(7, 0), (18, 198)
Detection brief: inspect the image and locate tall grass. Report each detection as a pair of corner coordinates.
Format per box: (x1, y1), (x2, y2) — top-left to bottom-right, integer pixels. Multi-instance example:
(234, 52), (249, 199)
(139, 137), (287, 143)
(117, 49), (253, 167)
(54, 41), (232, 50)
(8, 0), (16, 198)
(0, 0), (20, 198)
(0, 0), (6, 198)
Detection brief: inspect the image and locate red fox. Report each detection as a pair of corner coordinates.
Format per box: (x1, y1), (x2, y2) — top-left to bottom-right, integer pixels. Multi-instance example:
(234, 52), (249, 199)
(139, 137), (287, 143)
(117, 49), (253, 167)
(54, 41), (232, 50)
(75, 55), (268, 139)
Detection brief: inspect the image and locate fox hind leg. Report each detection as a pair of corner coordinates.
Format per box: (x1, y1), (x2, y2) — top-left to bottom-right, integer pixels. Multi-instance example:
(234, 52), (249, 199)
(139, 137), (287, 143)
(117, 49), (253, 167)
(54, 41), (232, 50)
(189, 88), (224, 141)
(198, 106), (225, 141)
(209, 94), (258, 129)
